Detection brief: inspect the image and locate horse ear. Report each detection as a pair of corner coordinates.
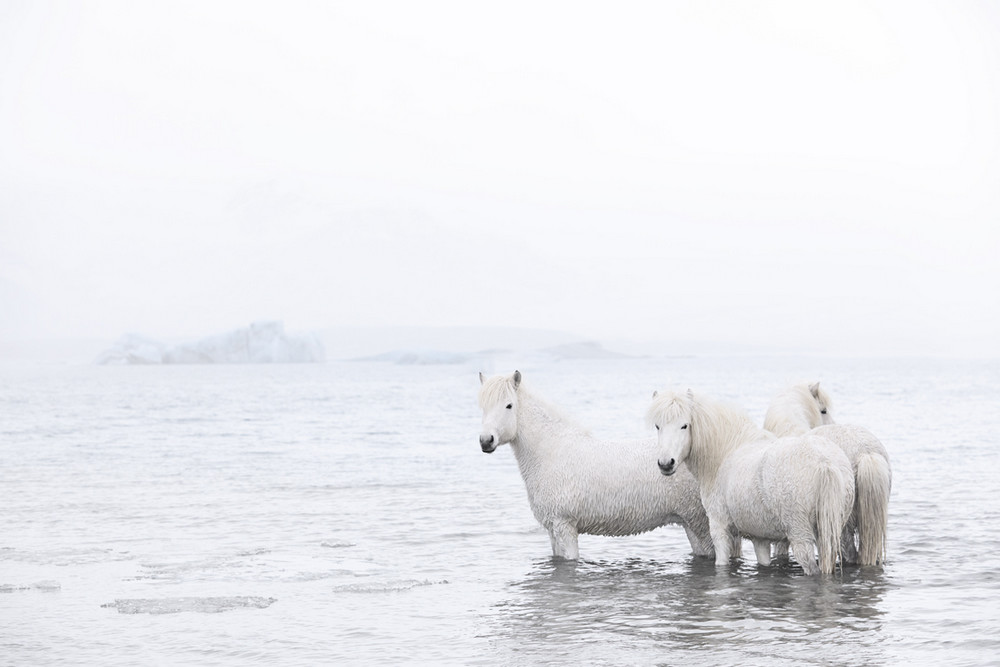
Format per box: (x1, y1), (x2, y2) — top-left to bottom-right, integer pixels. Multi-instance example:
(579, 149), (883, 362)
(686, 388), (694, 401)
(479, 372), (486, 385)
(512, 370), (521, 389)
(809, 382), (820, 398)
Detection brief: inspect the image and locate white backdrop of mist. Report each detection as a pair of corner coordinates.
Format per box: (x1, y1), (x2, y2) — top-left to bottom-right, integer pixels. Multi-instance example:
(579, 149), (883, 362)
(2, 1), (998, 357)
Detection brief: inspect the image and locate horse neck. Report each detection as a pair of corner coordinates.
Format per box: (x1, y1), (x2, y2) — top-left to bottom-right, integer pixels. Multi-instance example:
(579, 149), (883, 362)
(763, 390), (814, 436)
(510, 389), (584, 465)
(688, 401), (766, 490)
(763, 408), (807, 437)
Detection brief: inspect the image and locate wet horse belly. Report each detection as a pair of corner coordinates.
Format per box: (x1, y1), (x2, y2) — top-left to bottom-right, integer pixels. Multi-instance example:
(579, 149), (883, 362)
(724, 493), (785, 540)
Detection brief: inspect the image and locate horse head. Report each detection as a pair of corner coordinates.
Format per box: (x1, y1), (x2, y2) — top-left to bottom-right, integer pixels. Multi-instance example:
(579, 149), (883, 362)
(808, 382), (835, 426)
(648, 388), (694, 476)
(477, 370), (521, 453)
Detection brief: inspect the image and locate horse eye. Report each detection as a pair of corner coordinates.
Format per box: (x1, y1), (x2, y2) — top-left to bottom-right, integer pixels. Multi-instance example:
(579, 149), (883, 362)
(506, 404), (512, 409)
(821, 410), (827, 414)
(655, 425), (660, 430)
(681, 424), (689, 430)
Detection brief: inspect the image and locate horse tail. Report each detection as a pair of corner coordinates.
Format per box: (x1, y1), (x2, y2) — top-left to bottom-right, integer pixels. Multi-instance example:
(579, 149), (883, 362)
(816, 458), (854, 575)
(855, 452), (892, 566)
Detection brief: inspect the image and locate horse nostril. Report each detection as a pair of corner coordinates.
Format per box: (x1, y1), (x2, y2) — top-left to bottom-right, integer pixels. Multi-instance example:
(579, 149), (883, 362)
(658, 458), (676, 475)
(479, 434), (494, 446)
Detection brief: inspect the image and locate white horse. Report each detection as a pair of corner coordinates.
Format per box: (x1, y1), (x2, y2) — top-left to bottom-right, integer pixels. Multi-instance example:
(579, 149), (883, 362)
(649, 389), (855, 575)
(478, 371), (715, 560)
(763, 382), (892, 566)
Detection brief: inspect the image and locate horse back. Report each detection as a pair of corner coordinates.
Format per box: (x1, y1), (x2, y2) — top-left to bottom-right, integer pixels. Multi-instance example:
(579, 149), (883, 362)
(715, 435), (851, 538)
(811, 424), (890, 474)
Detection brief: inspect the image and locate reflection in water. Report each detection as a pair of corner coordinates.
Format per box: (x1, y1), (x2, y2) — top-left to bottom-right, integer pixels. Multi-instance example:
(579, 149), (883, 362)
(489, 556), (890, 665)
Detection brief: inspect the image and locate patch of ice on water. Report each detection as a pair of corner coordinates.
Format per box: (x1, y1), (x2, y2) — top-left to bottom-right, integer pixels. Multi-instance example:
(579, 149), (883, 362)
(237, 547), (272, 557)
(0, 581), (61, 593)
(102, 596), (277, 614)
(321, 540), (356, 549)
(0, 546), (133, 566)
(32, 580), (61, 591)
(331, 579), (448, 593)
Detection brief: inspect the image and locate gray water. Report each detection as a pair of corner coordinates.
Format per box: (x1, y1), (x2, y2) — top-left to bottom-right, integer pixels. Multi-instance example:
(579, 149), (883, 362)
(2, 356), (999, 665)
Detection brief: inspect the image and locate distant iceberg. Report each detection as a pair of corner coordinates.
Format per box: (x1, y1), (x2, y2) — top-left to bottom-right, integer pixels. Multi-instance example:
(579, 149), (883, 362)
(163, 321), (324, 364)
(96, 321), (325, 365)
(94, 334), (168, 365)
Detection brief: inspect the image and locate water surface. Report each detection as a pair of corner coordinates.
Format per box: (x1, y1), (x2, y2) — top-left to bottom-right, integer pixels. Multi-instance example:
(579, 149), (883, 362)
(2, 357), (998, 665)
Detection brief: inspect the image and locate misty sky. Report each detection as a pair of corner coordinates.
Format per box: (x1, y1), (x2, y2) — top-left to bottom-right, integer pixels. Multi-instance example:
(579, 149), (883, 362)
(2, 1), (998, 356)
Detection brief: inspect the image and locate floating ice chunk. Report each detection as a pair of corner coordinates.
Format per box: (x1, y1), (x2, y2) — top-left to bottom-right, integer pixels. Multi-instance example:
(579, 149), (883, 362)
(32, 580), (61, 591)
(331, 579), (447, 593)
(0, 581), (61, 593)
(102, 596), (277, 614)
(320, 540), (356, 549)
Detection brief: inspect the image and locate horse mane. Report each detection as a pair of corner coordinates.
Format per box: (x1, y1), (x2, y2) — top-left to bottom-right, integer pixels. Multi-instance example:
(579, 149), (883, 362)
(645, 391), (689, 430)
(478, 374), (517, 410)
(689, 393), (763, 455)
(647, 390), (759, 444)
(763, 382), (831, 436)
(479, 373), (588, 435)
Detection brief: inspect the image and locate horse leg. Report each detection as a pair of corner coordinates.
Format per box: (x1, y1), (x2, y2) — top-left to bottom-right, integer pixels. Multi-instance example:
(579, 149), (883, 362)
(773, 540), (789, 559)
(683, 524), (715, 558)
(752, 538), (772, 567)
(841, 523), (859, 566)
(790, 539), (820, 576)
(731, 533), (743, 559)
(709, 516), (733, 567)
(548, 522), (579, 560)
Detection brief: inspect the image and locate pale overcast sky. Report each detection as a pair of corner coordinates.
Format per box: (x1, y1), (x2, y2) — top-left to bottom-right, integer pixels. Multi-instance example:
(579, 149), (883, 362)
(1, 1), (998, 356)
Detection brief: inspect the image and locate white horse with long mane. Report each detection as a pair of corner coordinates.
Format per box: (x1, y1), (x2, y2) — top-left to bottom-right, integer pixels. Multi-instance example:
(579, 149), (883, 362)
(764, 382), (892, 566)
(478, 371), (715, 560)
(648, 388), (855, 575)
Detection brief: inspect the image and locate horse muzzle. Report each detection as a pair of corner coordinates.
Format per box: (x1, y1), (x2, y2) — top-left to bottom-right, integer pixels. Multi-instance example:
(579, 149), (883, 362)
(480, 434), (497, 453)
(658, 458), (676, 476)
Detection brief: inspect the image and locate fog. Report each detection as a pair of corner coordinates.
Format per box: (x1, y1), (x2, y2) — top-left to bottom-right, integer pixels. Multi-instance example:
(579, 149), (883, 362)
(2, 1), (998, 358)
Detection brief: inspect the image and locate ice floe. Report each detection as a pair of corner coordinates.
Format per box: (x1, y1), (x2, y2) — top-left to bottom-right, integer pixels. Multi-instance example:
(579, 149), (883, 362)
(102, 596), (276, 614)
(0, 581), (61, 593)
(331, 579), (447, 593)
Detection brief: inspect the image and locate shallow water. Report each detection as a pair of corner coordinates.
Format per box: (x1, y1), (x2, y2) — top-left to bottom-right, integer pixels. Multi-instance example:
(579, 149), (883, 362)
(2, 356), (998, 665)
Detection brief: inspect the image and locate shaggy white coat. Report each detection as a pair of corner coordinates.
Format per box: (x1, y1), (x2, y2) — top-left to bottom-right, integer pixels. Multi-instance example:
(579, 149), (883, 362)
(649, 389), (855, 575)
(478, 371), (713, 560)
(763, 382), (892, 566)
